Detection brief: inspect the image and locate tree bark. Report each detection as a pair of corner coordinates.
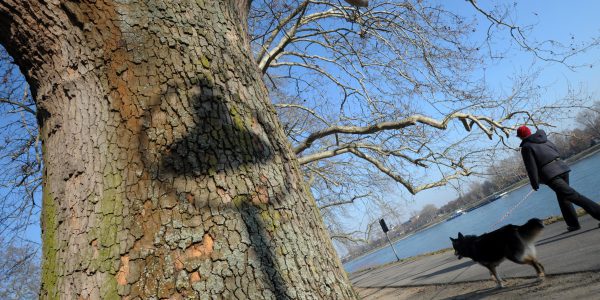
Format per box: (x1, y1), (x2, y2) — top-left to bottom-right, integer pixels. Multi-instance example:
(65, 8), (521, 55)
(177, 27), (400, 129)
(0, 1), (355, 299)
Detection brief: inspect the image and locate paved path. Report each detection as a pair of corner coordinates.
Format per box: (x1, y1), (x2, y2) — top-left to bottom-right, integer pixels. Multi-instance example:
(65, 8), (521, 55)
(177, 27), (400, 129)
(350, 214), (600, 289)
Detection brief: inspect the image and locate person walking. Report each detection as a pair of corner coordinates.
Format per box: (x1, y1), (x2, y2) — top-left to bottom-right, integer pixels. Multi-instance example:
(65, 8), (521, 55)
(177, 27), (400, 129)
(517, 125), (600, 231)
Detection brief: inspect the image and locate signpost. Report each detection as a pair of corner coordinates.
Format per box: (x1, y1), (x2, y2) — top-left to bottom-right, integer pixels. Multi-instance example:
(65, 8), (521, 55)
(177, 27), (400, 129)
(379, 218), (400, 261)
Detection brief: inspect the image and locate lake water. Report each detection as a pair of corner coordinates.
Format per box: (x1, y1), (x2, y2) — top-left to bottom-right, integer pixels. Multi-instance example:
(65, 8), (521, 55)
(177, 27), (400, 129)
(344, 152), (600, 273)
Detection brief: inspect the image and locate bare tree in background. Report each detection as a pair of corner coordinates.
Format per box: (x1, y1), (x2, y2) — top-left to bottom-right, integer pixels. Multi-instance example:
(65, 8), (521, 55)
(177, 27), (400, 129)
(488, 152), (527, 187)
(0, 47), (41, 248)
(576, 100), (600, 140)
(0, 238), (40, 300)
(418, 204), (438, 223)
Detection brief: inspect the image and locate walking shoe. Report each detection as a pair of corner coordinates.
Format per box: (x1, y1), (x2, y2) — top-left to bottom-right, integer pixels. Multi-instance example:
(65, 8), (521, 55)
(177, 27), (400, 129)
(567, 226), (581, 232)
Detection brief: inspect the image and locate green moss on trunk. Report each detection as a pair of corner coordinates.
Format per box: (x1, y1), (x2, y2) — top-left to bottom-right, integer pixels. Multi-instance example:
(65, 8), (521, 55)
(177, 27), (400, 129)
(40, 184), (58, 299)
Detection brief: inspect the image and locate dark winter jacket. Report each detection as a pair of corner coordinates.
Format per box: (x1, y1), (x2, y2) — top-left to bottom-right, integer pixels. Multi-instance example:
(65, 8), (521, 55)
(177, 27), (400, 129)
(520, 130), (570, 190)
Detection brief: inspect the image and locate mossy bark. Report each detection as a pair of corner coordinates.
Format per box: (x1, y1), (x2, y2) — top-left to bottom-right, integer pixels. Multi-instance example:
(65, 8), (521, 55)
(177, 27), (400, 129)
(0, 0), (356, 299)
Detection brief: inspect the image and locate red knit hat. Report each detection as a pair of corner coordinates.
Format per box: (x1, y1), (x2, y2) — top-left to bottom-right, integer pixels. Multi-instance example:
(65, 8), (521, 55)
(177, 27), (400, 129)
(516, 125), (531, 138)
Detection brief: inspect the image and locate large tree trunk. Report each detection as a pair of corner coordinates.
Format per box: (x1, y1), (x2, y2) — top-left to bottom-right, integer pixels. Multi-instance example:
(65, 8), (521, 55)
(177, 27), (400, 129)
(0, 1), (355, 298)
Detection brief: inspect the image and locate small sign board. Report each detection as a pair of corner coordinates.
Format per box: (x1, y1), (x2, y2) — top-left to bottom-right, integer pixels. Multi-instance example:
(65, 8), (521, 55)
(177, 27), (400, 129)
(379, 218), (389, 233)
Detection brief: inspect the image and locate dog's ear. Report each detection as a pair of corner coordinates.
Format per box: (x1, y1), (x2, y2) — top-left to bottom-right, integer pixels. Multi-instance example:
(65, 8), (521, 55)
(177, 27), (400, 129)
(458, 232), (464, 239)
(449, 237), (455, 242)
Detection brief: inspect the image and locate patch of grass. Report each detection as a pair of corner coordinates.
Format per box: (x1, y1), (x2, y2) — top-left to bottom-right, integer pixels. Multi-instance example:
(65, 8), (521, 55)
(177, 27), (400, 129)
(542, 208), (588, 225)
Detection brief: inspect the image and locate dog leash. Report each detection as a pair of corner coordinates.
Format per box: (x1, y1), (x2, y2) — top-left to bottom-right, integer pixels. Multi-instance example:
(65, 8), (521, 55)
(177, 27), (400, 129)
(490, 188), (535, 229)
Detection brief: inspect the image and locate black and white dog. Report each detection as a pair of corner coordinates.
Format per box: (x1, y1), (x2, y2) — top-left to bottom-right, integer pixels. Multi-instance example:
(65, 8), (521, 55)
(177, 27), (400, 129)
(450, 218), (546, 288)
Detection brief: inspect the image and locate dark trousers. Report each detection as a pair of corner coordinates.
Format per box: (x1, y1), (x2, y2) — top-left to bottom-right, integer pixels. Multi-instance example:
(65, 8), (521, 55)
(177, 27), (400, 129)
(546, 173), (600, 227)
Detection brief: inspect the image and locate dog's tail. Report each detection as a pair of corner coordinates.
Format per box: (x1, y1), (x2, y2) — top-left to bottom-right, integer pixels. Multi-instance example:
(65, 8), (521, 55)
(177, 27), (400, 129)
(518, 218), (544, 242)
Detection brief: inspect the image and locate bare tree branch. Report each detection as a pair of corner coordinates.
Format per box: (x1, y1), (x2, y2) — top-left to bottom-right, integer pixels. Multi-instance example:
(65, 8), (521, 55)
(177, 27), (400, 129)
(0, 98), (35, 115)
(467, 0), (600, 68)
(347, 147), (470, 195)
(293, 112), (529, 155)
(256, 1), (311, 73)
(319, 192), (371, 210)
